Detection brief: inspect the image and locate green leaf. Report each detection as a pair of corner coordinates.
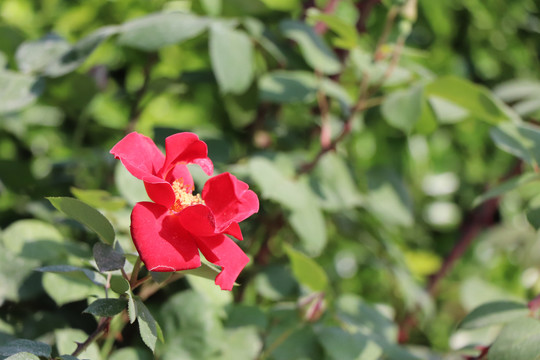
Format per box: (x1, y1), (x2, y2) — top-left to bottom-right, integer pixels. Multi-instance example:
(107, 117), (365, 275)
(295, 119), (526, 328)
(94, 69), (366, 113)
(58, 356), (80, 360)
(366, 168), (414, 227)
(473, 173), (540, 207)
(337, 294), (398, 342)
(490, 122), (533, 165)
(258, 71), (351, 110)
(15, 34), (71, 74)
(284, 244), (328, 292)
(135, 298), (159, 352)
(424, 76), (510, 124)
(48, 197), (115, 244)
(55, 329), (101, 360)
(279, 20), (340, 75)
(110, 276), (130, 294)
(159, 290), (223, 359)
(226, 305), (268, 330)
(243, 17), (288, 65)
(37, 265), (106, 286)
(200, 0), (222, 15)
(182, 258), (222, 282)
(219, 327), (262, 360)
(128, 291), (137, 324)
(0, 339), (51, 358)
(118, 12), (209, 51)
(265, 323), (320, 360)
(42, 272), (101, 306)
(255, 265), (297, 300)
(209, 23), (254, 94)
(489, 318), (540, 360)
(84, 298), (128, 317)
(289, 206), (327, 256)
(259, 71), (318, 103)
(71, 187), (126, 211)
(0, 246), (38, 303)
(428, 96), (469, 124)
(306, 11), (359, 49)
(494, 79), (540, 103)
(249, 156), (327, 254)
(93, 243), (125, 272)
(516, 122), (540, 166)
(44, 26), (119, 77)
(259, 0), (300, 11)
(382, 84), (423, 132)
(5, 353), (40, 360)
(2, 219), (64, 261)
(109, 348), (152, 360)
(316, 326), (382, 360)
(311, 153), (363, 210)
(459, 301), (529, 330)
(0, 71), (44, 114)
(187, 275), (232, 307)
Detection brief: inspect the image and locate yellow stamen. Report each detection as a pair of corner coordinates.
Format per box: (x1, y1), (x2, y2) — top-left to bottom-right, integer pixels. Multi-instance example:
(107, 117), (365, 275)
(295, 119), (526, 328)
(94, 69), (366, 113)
(171, 179), (204, 213)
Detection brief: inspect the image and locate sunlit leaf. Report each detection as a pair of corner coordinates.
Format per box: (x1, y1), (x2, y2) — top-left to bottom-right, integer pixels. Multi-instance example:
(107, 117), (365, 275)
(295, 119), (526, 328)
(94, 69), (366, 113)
(382, 84), (423, 132)
(280, 20), (341, 75)
(459, 301), (529, 329)
(284, 244), (328, 292)
(425, 76), (510, 124)
(118, 12), (208, 51)
(489, 318), (540, 360)
(0, 71), (44, 114)
(209, 23), (254, 94)
(48, 197), (115, 244)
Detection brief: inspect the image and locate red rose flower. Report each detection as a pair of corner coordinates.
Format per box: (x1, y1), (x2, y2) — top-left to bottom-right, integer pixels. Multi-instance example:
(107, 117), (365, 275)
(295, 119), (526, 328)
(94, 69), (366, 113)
(110, 132), (258, 290)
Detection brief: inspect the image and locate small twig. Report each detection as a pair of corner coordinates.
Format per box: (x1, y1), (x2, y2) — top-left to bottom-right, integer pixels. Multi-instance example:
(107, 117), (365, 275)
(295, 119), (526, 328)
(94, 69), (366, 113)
(138, 272), (185, 301)
(299, 71), (371, 174)
(299, 1), (411, 175)
(315, 72), (331, 149)
(120, 268), (129, 282)
(373, 5), (400, 62)
(132, 275), (152, 290)
(125, 53), (157, 134)
(71, 317), (111, 357)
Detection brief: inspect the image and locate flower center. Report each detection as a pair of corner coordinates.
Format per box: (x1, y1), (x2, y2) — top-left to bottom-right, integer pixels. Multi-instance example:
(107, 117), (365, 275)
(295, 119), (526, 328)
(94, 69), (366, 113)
(171, 179), (204, 213)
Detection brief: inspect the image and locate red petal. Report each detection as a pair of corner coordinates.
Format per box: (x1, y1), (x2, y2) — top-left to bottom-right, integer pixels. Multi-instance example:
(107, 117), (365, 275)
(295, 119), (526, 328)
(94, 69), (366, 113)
(164, 164), (194, 189)
(143, 181), (175, 209)
(161, 133), (213, 177)
(195, 234), (249, 291)
(110, 132), (165, 180)
(202, 173), (259, 232)
(177, 204), (216, 236)
(131, 202), (200, 272)
(224, 222), (243, 240)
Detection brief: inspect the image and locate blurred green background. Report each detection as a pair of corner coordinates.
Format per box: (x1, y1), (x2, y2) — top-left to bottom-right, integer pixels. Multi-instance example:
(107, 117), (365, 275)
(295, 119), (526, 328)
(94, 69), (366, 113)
(1, 0), (540, 359)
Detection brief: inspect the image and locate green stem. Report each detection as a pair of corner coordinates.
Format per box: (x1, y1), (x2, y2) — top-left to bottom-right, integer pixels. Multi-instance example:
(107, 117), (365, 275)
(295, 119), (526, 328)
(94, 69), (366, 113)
(130, 257), (142, 288)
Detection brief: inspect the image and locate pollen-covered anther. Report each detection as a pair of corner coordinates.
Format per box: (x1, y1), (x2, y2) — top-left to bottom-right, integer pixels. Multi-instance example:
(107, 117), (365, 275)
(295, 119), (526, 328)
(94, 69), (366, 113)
(171, 179), (205, 213)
